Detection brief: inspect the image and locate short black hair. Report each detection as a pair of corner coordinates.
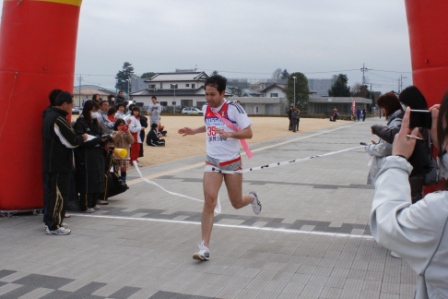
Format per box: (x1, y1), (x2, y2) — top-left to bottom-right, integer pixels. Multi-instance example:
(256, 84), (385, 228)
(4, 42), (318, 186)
(116, 102), (126, 108)
(114, 118), (126, 131)
(49, 89), (62, 106)
(54, 91), (73, 106)
(399, 86), (428, 110)
(205, 75), (227, 93)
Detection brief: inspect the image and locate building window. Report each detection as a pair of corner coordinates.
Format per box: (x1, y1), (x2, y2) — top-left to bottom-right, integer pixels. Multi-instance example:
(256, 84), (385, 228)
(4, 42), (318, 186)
(270, 93), (278, 98)
(149, 84), (156, 90)
(160, 83), (163, 89)
(186, 84), (190, 87)
(192, 84), (196, 88)
(160, 101), (168, 107)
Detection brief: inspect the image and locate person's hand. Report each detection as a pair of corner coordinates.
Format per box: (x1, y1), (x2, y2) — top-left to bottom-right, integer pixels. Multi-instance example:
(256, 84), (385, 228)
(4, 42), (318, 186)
(371, 140), (377, 145)
(178, 127), (193, 136)
(82, 133), (88, 141)
(392, 107), (419, 159)
(429, 104), (440, 148)
(215, 127), (232, 138)
(126, 119), (132, 124)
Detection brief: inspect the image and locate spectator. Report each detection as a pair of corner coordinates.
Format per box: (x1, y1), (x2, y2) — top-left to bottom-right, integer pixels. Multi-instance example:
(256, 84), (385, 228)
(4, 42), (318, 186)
(129, 106), (143, 167)
(115, 102), (126, 119)
(107, 106), (117, 122)
(370, 105), (448, 299)
(365, 92), (403, 185)
(157, 118), (167, 136)
(42, 91), (87, 235)
(147, 123), (165, 146)
(74, 100), (106, 211)
(107, 94), (115, 106)
(97, 100), (115, 134)
(139, 109), (148, 158)
(92, 94), (101, 105)
(115, 90), (128, 107)
(111, 119), (134, 183)
(372, 86), (431, 203)
(287, 106), (293, 130)
(362, 108), (366, 121)
(291, 108), (299, 133)
(149, 96), (162, 125)
(356, 107), (361, 121)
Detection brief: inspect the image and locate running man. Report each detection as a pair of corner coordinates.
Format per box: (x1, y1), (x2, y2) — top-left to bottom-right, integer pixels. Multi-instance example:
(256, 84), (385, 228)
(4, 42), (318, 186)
(178, 75), (262, 261)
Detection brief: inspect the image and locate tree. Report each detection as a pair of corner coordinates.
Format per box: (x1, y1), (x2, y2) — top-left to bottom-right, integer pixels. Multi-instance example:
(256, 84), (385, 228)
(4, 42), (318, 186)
(211, 70), (219, 76)
(115, 62), (134, 93)
(272, 68), (282, 81)
(281, 69), (289, 80)
(350, 83), (371, 99)
(141, 72), (155, 79)
(328, 74), (350, 97)
(285, 72), (310, 113)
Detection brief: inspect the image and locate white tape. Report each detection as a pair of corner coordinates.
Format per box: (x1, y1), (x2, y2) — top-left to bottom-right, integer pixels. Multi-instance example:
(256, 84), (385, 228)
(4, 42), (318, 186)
(132, 161), (221, 214)
(209, 146), (363, 174)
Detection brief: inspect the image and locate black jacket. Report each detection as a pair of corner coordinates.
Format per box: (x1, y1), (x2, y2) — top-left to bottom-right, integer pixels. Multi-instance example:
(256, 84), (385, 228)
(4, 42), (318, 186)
(42, 107), (84, 173)
(73, 116), (105, 194)
(372, 112), (430, 176)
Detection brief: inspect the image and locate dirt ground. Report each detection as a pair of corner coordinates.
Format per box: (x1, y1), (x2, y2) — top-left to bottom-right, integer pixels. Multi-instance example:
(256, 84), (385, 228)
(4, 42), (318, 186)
(136, 116), (348, 167)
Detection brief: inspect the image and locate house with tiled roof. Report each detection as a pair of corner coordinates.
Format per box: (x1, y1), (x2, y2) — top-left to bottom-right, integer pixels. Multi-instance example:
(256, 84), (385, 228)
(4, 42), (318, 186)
(131, 71), (210, 109)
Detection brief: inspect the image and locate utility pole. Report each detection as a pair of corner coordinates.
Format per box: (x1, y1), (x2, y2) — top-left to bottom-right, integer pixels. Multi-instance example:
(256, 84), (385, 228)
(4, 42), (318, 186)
(360, 63), (368, 85)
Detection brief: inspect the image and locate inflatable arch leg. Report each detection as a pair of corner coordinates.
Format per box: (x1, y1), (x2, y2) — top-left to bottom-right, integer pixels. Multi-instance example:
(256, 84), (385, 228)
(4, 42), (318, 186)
(0, 0), (82, 210)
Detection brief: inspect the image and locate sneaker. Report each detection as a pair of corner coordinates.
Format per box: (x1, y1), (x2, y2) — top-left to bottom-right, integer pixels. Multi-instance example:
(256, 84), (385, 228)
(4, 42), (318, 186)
(61, 222), (68, 228)
(94, 205), (100, 210)
(85, 208), (95, 213)
(249, 191), (262, 215)
(97, 200), (109, 205)
(390, 251), (401, 258)
(46, 227), (71, 235)
(193, 241), (210, 261)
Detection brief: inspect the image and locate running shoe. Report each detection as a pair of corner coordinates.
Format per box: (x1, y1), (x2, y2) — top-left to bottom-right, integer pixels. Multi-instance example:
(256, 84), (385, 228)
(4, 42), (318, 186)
(249, 191), (262, 215)
(46, 227), (71, 235)
(85, 208), (95, 213)
(193, 241), (210, 261)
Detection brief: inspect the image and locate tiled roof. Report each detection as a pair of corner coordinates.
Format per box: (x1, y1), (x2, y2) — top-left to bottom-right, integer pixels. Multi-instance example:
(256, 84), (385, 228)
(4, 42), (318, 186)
(131, 87), (205, 97)
(144, 72), (208, 82)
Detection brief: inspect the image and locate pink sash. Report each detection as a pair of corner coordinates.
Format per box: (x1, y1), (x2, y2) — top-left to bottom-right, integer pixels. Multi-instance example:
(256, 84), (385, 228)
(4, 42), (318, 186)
(211, 108), (253, 158)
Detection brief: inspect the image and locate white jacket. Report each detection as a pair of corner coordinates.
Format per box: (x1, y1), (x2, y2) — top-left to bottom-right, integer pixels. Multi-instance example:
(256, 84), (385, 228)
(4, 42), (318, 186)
(129, 116), (142, 143)
(370, 156), (448, 299)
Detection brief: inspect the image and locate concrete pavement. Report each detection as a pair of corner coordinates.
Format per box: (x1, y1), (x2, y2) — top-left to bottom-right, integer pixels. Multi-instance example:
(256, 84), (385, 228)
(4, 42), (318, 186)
(0, 117), (417, 299)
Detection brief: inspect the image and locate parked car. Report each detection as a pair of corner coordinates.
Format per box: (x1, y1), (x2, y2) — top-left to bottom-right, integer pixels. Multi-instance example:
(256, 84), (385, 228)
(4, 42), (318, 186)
(72, 106), (82, 114)
(181, 107), (203, 115)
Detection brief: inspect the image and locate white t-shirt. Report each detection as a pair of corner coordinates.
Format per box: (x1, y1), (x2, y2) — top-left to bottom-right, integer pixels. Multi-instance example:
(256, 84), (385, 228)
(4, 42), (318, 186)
(202, 100), (252, 161)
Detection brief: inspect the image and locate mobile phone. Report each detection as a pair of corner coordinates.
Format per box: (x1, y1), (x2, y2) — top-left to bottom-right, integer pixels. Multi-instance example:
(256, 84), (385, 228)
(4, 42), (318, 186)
(409, 109), (432, 129)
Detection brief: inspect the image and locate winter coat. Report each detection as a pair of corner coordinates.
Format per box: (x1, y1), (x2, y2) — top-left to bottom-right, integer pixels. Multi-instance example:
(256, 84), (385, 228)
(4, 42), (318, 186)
(365, 109), (403, 184)
(370, 156), (448, 299)
(111, 131), (134, 158)
(42, 107), (84, 173)
(73, 116), (105, 194)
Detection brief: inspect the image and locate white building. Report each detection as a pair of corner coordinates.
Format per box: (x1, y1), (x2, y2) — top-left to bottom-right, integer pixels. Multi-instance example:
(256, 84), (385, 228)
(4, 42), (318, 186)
(131, 71), (209, 109)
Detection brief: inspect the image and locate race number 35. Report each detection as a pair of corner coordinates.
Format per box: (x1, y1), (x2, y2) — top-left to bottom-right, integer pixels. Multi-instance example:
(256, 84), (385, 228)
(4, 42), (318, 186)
(207, 126), (217, 136)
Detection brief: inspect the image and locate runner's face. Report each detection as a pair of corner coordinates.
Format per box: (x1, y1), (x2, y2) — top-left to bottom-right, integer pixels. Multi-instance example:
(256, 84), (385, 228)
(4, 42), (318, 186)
(205, 85), (225, 108)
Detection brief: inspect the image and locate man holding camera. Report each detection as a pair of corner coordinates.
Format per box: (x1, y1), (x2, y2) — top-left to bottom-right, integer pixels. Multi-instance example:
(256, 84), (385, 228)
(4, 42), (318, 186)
(370, 107), (448, 298)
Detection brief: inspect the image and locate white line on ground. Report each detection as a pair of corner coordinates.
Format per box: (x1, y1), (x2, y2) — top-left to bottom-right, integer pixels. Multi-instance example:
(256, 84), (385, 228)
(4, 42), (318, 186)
(72, 213), (374, 240)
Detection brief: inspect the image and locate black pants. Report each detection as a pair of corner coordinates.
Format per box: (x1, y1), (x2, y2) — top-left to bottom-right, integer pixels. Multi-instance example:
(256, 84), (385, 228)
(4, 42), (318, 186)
(44, 172), (70, 231)
(80, 193), (99, 210)
(139, 130), (145, 157)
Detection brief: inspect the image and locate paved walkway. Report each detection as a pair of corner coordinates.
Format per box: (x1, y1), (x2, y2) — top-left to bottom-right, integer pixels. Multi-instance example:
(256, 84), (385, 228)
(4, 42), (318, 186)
(0, 117), (417, 299)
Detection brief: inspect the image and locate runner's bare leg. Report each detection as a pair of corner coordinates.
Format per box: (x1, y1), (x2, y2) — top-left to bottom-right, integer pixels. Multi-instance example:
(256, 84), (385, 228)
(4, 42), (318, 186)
(224, 173), (255, 208)
(201, 171), (223, 248)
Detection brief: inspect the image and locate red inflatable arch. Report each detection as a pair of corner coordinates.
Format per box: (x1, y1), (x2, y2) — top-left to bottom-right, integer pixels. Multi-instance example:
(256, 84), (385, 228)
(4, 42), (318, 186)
(0, 0), (81, 210)
(0, 0), (447, 210)
(405, 1), (448, 107)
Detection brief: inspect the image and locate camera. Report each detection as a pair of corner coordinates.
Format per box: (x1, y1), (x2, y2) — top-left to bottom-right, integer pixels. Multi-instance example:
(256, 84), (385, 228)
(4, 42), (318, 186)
(409, 109), (432, 129)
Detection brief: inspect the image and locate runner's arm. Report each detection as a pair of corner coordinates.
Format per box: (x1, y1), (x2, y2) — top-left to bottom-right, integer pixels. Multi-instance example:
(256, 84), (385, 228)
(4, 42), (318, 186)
(215, 125), (252, 139)
(178, 126), (206, 136)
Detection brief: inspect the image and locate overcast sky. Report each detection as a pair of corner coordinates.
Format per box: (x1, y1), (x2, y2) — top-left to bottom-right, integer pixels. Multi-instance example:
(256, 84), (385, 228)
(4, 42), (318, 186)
(1, 0), (413, 93)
